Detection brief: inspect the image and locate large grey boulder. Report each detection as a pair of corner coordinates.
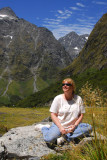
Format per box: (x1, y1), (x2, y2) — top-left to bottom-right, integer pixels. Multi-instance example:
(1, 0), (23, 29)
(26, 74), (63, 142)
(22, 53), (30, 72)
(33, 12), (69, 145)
(0, 122), (56, 159)
(0, 122), (106, 160)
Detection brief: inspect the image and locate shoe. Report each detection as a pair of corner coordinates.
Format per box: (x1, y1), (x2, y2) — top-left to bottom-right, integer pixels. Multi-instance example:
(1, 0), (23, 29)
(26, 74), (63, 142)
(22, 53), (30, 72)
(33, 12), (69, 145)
(35, 124), (50, 131)
(57, 136), (65, 145)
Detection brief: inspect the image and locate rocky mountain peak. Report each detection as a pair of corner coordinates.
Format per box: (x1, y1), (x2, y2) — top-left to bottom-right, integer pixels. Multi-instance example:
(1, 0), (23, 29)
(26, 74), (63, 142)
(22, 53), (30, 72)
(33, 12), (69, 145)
(58, 31), (89, 59)
(0, 7), (17, 19)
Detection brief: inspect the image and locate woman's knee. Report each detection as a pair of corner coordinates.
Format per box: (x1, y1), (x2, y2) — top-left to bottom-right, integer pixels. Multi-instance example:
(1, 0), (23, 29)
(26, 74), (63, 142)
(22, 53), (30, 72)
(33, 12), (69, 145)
(44, 135), (57, 143)
(77, 123), (92, 134)
(42, 123), (61, 142)
(43, 131), (61, 142)
(79, 123), (92, 129)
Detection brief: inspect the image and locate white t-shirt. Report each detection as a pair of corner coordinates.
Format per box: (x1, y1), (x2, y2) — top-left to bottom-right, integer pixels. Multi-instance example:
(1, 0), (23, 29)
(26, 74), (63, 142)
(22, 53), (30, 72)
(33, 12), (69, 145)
(50, 94), (85, 127)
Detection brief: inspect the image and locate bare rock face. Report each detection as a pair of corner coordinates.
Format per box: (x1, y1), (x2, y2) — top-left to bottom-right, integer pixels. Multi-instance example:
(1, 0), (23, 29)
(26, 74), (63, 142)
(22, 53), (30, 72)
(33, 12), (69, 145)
(58, 32), (89, 59)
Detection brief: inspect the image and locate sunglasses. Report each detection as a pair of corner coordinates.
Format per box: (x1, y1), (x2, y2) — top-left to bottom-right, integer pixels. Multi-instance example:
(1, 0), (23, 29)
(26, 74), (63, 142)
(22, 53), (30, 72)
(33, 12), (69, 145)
(62, 83), (72, 86)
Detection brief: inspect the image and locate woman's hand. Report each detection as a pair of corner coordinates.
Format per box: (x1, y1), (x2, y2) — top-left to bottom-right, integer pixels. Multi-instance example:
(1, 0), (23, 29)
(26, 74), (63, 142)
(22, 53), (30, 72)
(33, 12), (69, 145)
(59, 126), (67, 134)
(65, 125), (76, 133)
(66, 113), (84, 133)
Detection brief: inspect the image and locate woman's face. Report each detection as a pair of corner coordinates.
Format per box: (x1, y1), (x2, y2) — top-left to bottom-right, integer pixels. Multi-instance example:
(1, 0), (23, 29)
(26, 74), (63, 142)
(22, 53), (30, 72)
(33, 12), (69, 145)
(62, 81), (73, 93)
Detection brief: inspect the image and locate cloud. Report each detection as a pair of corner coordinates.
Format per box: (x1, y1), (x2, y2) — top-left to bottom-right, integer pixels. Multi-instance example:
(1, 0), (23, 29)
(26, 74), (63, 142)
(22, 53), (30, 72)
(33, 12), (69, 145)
(43, 18), (61, 25)
(41, 2), (96, 39)
(43, 18), (94, 39)
(43, 8), (73, 27)
(52, 24), (93, 39)
(43, 9), (96, 39)
(55, 9), (72, 20)
(92, 1), (107, 5)
(70, 7), (80, 10)
(57, 10), (63, 14)
(42, 7), (96, 39)
(76, 3), (85, 7)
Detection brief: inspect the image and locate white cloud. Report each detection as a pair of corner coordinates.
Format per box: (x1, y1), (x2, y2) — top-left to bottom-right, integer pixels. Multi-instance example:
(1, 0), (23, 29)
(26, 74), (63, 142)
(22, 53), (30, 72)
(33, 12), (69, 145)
(56, 9), (72, 20)
(76, 3), (85, 7)
(43, 21), (93, 39)
(43, 18), (62, 25)
(41, 2), (97, 39)
(70, 7), (80, 10)
(57, 10), (63, 14)
(43, 8), (72, 27)
(92, 1), (107, 5)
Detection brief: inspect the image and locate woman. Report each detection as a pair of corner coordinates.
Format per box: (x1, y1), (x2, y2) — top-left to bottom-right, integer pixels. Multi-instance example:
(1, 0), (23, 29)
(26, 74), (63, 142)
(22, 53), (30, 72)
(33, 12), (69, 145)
(35, 78), (92, 145)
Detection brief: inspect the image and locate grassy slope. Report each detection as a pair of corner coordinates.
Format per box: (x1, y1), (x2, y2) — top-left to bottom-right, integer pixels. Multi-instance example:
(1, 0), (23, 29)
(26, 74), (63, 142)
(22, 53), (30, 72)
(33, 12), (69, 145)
(16, 68), (107, 108)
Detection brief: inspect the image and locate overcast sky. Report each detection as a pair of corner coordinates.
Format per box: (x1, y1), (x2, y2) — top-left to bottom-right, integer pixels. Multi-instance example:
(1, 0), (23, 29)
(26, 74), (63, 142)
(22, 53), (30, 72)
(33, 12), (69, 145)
(0, 0), (107, 39)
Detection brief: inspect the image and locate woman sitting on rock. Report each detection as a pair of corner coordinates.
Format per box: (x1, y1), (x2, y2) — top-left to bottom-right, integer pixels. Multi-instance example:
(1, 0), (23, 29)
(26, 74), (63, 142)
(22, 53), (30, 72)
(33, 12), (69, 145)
(35, 78), (92, 145)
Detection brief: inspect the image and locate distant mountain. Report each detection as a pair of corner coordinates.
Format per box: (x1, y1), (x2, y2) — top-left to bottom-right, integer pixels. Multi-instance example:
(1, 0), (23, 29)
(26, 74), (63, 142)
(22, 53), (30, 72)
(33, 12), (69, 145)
(59, 13), (107, 78)
(0, 7), (72, 105)
(58, 32), (89, 59)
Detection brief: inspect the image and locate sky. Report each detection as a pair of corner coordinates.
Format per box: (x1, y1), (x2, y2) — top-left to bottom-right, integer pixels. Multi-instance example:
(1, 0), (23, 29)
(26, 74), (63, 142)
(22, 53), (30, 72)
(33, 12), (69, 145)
(0, 0), (107, 39)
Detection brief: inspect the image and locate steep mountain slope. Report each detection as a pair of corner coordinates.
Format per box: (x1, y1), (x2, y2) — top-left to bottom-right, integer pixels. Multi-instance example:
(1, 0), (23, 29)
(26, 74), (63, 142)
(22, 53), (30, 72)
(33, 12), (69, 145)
(15, 13), (107, 108)
(59, 13), (107, 78)
(58, 32), (89, 59)
(0, 7), (72, 104)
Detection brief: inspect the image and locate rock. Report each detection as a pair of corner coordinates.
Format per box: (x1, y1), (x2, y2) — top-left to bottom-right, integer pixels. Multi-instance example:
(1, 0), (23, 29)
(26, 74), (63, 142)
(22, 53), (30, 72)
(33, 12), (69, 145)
(58, 31), (89, 59)
(0, 122), (56, 159)
(0, 122), (106, 160)
(77, 131), (107, 147)
(42, 116), (52, 122)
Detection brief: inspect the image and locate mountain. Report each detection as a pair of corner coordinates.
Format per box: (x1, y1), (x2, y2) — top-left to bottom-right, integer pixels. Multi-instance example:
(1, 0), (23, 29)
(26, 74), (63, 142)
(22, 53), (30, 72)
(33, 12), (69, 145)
(58, 32), (89, 59)
(0, 7), (72, 105)
(16, 13), (107, 108)
(59, 13), (107, 78)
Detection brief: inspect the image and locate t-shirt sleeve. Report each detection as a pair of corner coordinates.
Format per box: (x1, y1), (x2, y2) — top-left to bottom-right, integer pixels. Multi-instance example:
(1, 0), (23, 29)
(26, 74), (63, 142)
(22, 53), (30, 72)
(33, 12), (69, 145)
(79, 96), (85, 113)
(49, 96), (60, 113)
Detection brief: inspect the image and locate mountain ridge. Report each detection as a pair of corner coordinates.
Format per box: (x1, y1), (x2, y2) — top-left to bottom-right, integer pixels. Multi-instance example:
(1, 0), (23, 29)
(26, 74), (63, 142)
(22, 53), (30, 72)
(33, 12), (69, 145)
(0, 7), (72, 105)
(58, 31), (89, 59)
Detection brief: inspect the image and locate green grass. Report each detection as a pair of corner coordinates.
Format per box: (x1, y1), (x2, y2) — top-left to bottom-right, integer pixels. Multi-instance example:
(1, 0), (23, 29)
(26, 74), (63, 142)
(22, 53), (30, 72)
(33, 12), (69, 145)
(0, 106), (106, 159)
(0, 79), (8, 96)
(1, 106), (106, 135)
(0, 106), (50, 134)
(36, 76), (49, 90)
(7, 78), (34, 97)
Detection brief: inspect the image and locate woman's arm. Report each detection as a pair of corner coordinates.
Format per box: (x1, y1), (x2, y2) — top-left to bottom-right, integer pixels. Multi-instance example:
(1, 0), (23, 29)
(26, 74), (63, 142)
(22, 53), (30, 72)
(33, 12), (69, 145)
(51, 112), (67, 134)
(75, 113), (84, 126)
(68, 113), (84, 133)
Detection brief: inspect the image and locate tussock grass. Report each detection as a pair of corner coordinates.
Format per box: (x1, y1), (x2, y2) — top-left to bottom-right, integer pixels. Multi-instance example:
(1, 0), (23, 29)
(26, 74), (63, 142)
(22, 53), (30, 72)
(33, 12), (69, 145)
(80, 82), (107, 136)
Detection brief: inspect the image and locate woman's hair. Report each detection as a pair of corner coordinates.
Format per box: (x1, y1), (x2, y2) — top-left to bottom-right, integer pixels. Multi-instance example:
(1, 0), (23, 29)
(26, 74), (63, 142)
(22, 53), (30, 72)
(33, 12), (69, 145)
(62, 78), (76, 94)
